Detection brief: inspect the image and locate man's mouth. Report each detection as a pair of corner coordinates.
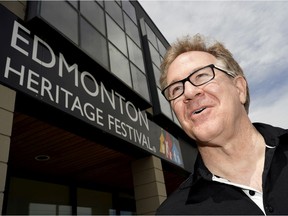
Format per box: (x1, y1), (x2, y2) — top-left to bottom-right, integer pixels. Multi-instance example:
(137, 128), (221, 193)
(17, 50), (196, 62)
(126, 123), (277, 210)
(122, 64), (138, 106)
(193, 107), (206, 115)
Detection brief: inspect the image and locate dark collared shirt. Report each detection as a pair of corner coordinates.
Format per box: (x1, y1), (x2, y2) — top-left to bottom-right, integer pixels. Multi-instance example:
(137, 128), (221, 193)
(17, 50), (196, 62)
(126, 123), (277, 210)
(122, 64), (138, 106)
(156, 123), (288, 215)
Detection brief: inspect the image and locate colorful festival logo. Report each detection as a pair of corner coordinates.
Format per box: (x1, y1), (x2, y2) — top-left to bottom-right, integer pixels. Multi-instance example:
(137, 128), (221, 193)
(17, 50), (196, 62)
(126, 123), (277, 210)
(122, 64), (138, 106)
(159, 129), (183, 166)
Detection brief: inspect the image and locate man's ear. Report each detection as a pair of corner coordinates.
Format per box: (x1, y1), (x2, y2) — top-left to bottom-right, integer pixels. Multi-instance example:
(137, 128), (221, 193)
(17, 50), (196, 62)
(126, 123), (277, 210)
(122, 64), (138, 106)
(234, 76), (247, 105)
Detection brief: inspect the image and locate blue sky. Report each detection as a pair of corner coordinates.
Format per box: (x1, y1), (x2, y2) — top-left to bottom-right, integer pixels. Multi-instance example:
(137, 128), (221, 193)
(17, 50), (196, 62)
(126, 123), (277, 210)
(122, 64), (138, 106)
(139, 0), (288, 129)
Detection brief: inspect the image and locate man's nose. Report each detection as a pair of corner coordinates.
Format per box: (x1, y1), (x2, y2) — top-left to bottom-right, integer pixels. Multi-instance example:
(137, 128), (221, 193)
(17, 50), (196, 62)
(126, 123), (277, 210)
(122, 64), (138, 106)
(183, 81), (203, 99)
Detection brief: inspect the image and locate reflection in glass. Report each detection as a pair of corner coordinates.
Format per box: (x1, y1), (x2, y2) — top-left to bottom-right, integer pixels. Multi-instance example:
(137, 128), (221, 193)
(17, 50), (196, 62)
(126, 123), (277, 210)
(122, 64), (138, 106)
(109, 43), (131, 87)
(77, 188), (112, 215)
(127, 37), (145, 72)
(158, 88), (173, 119)
(157, 38), (167, 58)
(153, 63), (161, 88)
(41, 1), (78, 44)
(67, 0), (78, 9)
(6, 178), (70, 215)
(122, 0), (137, 24)
(172, 111), (181, 127)
(80, 18), (109, 69)
(107, 15), (127, 56)
(29, 203), (72, 215)
(80, 1), (106, 35)
(131, 63), (150, 102)
(77, 207), (92, 215)
(29, 203), (57, 215)
(124, 14), (141, 47)
(96, 0), (104, 7)
(149, 42), (161, 68)
(105, 1), (124, 28)
(145, 23), (157, 49)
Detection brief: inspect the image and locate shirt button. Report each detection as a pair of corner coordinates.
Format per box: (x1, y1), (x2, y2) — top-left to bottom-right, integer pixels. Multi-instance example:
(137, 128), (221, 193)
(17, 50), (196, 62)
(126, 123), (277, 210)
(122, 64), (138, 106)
(249, 190), (255, 196)
(265, 205), (274, 213)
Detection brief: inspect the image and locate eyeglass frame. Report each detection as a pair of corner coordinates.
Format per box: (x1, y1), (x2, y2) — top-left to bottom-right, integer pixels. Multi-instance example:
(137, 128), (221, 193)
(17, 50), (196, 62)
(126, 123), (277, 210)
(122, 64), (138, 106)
(161, 64), (236, 102)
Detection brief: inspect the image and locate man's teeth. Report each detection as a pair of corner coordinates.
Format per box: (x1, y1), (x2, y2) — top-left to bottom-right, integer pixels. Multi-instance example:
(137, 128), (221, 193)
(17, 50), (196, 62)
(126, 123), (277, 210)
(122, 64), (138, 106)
(193, 107), (206, 114)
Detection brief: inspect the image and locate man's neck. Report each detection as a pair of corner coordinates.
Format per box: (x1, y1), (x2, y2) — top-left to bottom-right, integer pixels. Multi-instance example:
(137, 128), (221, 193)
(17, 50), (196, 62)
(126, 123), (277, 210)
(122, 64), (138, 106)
(198, 122), (266, 191)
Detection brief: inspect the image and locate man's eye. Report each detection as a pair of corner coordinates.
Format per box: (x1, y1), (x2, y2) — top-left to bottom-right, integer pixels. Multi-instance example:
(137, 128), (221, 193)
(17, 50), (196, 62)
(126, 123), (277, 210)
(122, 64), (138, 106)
(170, 85), (183, 96)
(195, 72), (210, 80)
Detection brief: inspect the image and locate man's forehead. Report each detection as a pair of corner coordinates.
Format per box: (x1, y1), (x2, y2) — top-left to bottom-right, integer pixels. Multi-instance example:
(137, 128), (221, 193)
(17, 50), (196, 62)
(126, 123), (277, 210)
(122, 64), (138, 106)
(169, 51), (217, 72)
(175, 51), (216, 62)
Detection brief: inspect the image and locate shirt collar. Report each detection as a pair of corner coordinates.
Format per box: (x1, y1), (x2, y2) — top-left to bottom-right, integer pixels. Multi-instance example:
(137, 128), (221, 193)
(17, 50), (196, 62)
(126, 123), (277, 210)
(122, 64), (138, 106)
(179, 154), (212, 190)
(253, 122), (287, 147)
(182, 123), (288, 189)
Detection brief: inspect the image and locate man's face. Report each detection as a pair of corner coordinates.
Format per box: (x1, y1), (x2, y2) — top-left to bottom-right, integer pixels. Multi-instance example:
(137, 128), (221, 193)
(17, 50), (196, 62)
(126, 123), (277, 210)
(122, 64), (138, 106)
(167, 51), (246, 144)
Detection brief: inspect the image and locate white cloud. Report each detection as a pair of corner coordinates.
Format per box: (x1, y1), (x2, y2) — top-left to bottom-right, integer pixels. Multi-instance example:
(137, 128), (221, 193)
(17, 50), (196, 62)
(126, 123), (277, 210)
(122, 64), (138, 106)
(140, 0), (288, 129)
(249, 85), (288, 129)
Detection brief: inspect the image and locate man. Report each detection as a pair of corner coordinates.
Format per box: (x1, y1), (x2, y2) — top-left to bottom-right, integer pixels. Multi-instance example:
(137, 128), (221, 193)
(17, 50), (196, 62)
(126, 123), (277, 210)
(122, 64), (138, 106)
(156, 34), (288, 215)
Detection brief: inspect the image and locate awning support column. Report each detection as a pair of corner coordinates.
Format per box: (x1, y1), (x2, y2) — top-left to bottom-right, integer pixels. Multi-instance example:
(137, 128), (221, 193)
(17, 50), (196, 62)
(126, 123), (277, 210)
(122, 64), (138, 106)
(132, 155), (167, 215)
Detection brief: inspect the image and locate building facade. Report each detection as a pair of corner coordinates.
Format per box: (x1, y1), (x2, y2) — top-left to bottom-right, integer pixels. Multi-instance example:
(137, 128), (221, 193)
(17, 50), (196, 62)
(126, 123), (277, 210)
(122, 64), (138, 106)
(0, 1), (197, 215)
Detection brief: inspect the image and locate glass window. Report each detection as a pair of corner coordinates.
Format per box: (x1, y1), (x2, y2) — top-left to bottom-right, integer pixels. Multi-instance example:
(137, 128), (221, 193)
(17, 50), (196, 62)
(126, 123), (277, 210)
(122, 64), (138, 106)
(80, 18), (109, 69)
(41, 1), (78, 44)
(122, 0), (137, 24)
(109, 43), (131, 87)
(29, 203), (72, 215)
(77, 188), (113, 215)
(107, 15), (127, 56)
(153, 63), (161, 88)
(160, 55), (163, 64)
(29, 203), (57, 215)
(80, 1), (106, 35)
(6, 178), (134, 216)
(131, 63), (150, 102)
(172, 111), (181, 127)
(67, 0), (78, 9)
(149, 42), (161, 68)
(145, 23), (157, 49)
(115, 0), (122, 6)
(127, 37), (145, 73)
(158, 88), (173, 119)
(105, 1), (124, 29)
(157, 38), (167, 58)
(124, 14), (141, 47)
(96, 0), (104, 7)
(6, 178), (70, 215)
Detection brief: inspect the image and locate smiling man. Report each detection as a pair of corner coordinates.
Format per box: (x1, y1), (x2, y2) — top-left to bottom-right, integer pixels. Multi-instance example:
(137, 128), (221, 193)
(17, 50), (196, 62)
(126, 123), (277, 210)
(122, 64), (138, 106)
(156, 34), (288, 215)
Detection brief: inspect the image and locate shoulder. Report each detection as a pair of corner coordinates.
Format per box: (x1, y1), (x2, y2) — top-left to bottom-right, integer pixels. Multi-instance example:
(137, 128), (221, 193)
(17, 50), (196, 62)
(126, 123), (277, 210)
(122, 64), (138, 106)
(253, 122), (287, 134)
(253, 122), (288, 144)
(156, 175), (193, 215)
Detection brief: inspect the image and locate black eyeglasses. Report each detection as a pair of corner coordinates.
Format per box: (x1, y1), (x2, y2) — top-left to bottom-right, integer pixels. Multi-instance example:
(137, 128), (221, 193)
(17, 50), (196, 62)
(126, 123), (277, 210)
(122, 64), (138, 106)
(161, 64), (235, 101)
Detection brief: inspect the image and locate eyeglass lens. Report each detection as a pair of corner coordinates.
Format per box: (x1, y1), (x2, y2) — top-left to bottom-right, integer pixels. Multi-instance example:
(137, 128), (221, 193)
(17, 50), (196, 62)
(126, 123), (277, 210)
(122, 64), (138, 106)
(164, 66), (214, 101)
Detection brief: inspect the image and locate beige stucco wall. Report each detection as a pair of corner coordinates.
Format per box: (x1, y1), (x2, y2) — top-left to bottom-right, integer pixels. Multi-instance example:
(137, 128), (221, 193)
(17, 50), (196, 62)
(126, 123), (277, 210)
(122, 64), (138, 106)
(0, 85), (16, 214)
(0, 2), (24, 214)
(132, 156), (167, 215)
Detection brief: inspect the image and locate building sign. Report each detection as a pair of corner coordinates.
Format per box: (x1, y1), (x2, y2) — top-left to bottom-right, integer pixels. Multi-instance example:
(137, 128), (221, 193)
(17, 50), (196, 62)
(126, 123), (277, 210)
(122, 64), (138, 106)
(0, 5), (183, 168)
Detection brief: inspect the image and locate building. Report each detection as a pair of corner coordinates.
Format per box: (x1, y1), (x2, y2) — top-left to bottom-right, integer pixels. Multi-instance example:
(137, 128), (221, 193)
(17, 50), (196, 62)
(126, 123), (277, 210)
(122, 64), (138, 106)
(0, 1), (197, 215)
